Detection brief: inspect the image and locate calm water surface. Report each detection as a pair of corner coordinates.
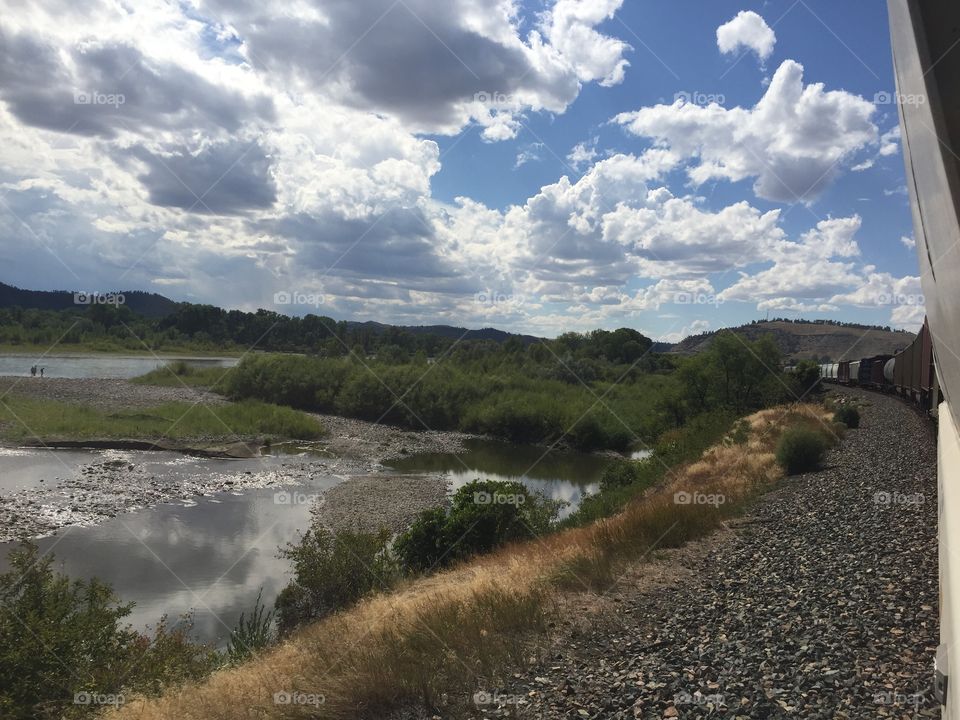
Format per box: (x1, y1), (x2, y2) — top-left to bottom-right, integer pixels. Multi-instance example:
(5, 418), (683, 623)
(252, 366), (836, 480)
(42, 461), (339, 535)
(0, 354), (237, 379)
(386, 438), (615, 517)
(0, 438), (623, 644)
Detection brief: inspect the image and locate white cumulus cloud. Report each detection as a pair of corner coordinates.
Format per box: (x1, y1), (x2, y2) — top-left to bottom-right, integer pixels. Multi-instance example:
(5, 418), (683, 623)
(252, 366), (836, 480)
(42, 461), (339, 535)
(717, 11), (776, 62)
(614, 60), (879, 202)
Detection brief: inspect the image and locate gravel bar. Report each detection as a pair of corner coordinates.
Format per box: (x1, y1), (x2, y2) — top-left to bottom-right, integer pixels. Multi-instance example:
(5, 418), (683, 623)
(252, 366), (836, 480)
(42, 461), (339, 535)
(490, 387), (938, 719)
(0, 376), (225, 411)
(314, 473), (450, 535)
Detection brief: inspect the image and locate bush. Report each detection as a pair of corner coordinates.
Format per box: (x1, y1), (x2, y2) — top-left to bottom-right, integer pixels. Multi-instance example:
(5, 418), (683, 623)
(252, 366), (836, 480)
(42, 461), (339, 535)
(775, 427), (829, 474)
(276, 527), (396, 634)
(0, 544), (220, 719)
(392, 507), (449, 574)
(394, 480), (560, 574)
(834, 405), (860, 428)
(599, 460), (642, 490)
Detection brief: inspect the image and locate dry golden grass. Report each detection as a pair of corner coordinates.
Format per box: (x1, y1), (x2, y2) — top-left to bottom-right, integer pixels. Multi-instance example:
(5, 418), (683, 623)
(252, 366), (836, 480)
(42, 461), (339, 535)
(103, 403), (833, 720)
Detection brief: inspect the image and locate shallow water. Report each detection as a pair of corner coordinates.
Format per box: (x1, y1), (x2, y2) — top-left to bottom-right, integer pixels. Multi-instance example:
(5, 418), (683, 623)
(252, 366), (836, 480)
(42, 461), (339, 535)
(0, 447), (340, 645)
(385, 438), (614, 517)
(0, 354), (237, 379)
(0, 438), (617, 645)
(8, 487), (330, 647)
(0, 447), (91, 492)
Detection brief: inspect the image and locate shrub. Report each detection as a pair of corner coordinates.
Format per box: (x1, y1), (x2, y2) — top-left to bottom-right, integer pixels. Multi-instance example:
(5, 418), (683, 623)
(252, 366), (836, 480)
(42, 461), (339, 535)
(393, 507), (450, 574)
(275, 527), (396, 634)
(775, 427), (829, 474)
(0, 544), (220, 719)
(394, 480), (560, 574)
(599, 460), (642, 490)
(834, 405), (860, 428)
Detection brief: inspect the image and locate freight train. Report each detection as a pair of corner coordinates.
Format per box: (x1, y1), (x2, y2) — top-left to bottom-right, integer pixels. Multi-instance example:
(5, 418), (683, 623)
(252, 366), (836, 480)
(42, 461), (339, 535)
(818, 318), (942, 414)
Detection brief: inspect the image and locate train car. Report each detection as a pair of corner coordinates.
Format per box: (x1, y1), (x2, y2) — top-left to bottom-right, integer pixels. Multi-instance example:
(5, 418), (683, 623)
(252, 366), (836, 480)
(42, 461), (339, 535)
(869, 355), (893, 388)
(884, 358), (896, 385)
(837, 361), (850, 384)
(848, 361), (860, 385)
(888, 1), (960, 711)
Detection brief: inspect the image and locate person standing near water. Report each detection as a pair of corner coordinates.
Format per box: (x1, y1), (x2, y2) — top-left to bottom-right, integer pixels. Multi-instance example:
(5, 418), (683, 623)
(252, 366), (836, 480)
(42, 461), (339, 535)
(30, 365), (36, 377)
(40, 367), (44, 377)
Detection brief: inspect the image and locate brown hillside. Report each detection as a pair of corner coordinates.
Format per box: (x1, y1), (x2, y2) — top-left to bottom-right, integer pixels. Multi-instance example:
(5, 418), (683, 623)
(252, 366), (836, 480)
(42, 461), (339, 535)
(671, 321), (914, 361)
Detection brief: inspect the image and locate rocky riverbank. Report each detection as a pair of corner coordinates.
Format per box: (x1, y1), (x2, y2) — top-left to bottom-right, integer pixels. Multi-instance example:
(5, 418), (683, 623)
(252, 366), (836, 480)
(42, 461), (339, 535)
(312, 411), (471, 466)
(0, 375), (471, 541)
(313, 473), (450, 535)
(0, 376), (225, 411)
(470, 387), (938, 719)
(0, 452), (327, 542)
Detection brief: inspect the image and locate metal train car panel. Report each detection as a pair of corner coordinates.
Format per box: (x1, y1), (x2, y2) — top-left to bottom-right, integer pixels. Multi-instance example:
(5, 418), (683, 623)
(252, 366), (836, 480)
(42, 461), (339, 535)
(888, 0), (960, 713)
(838, 361), (850, 384)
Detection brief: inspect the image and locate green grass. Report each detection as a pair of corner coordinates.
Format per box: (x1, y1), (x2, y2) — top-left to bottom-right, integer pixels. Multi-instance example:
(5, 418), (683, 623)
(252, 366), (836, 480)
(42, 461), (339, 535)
(0, 397), (323, 441)
(132, 361), (235, 388)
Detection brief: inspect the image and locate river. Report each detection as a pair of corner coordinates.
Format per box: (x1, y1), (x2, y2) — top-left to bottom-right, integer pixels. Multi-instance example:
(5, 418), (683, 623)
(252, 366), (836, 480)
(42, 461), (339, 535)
(0, 438), (614, 646)
(0, 354), (237, 379)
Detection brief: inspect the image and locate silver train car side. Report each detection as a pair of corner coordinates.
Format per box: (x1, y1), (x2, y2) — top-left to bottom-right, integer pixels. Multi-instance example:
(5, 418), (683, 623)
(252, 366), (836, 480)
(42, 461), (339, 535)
(888, 0), (960, 712)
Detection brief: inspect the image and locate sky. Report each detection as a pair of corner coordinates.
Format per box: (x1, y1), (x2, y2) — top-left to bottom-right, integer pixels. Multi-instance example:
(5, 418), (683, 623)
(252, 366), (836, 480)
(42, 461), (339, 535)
(0, 0), (925, 341)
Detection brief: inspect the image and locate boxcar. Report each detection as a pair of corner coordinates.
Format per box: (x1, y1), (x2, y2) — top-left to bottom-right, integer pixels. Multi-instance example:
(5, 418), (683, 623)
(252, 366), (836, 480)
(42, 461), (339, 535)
(838, 361), (850, 384)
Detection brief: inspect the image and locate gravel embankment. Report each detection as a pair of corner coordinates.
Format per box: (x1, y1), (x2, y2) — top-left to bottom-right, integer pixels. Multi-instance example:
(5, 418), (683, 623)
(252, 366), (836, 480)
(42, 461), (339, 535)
(0, 376), (225, 411)
(490, 388), (938, 719)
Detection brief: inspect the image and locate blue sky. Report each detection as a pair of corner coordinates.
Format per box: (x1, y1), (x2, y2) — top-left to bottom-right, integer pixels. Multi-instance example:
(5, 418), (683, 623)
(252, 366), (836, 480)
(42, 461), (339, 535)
(0, 0), (925, 340)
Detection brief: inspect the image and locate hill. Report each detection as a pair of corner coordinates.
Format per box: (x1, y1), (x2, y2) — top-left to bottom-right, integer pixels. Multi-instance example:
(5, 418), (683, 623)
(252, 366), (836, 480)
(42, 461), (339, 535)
(345, 320), (540, 345)
(0, 282), (177, 318)
(0, 282), (542, 345)
(671, 320), (914, 361)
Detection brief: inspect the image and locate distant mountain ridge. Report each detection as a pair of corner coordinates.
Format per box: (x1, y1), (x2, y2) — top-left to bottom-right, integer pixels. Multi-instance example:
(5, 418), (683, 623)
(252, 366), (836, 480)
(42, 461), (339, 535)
(343, 320), (541, 345)
(2, 282), (911, 356)
(0, 282), (177, 318)
(671, 320), (914, 361)
(0, 282), (543, 344)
